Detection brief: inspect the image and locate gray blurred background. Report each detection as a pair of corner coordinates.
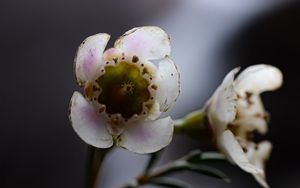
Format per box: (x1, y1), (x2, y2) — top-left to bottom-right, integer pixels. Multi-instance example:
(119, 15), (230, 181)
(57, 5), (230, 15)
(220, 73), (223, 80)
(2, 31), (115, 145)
(1, 0), (299, 187)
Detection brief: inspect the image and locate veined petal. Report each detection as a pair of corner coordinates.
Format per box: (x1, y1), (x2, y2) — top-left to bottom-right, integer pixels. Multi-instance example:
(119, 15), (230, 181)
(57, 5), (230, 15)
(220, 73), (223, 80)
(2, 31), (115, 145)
(119, 117), (174, 154)
(70, 92), (113, 148)
(208, 68), (239, 133)
(235, 64), (283, 96)
(114, 26), (171, 60)
(218, 130), (263, 175)
(75, 33), (110, 86)
(155, 57), (180, 112)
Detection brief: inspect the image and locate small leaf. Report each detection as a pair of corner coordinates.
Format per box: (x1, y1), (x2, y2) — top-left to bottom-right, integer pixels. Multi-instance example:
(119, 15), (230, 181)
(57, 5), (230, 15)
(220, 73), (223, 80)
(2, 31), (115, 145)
(152, 161), (230, 183)
(183, 150), (202, 161)
(201, 152), (226, 161)
(150, 177), (193, 188)
(151, 161), (188, 177)
(186, 164), (230, 183)
(186, 151), (226, 164)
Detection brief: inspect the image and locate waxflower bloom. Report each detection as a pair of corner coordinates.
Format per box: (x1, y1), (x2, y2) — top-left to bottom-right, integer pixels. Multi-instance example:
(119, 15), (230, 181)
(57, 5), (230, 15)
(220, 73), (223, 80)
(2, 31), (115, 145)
(206, 64), (282, 188)
(69, 26), (180, 154)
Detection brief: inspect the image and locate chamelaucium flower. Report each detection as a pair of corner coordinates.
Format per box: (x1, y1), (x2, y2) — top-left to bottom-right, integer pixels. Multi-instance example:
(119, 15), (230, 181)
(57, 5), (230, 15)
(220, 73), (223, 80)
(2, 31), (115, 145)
(70, 26), (180, 154)
(206, 64), (283, 188)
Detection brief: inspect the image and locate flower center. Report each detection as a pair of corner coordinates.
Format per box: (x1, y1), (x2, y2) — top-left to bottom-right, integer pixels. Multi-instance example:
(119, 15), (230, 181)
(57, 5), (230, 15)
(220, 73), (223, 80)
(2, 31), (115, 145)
(96, 61), (151, 119)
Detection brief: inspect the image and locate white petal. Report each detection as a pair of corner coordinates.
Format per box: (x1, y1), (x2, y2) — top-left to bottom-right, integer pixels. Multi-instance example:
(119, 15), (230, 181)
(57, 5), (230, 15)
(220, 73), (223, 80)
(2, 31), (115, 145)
(236, 95), (268, 135)
(102, 47), (122, 61)
(147, 102), (162, 120)
(70, 92), (113, 148)
(235, 64), (283, 96)
(75, 33), (110, 85)
(218, 130), (263, 175)
(115, 26), (171, 60)
(237, 94), (265, 117)
(246, 141), (272, 188)
(119, 117), (174, 154)
(254, 174), (270, 188)
(155, 57), (180, 112)
(247, 141), (272, 171)
(234, 117), (268, 137)
(208, 68), (239, 133)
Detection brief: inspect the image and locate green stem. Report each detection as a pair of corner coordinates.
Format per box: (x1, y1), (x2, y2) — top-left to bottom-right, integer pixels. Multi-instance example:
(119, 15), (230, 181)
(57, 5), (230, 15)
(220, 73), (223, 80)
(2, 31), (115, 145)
(86, 146), (110, 188)
(174, 110), (213, 145)
(174, 110), (205, 133)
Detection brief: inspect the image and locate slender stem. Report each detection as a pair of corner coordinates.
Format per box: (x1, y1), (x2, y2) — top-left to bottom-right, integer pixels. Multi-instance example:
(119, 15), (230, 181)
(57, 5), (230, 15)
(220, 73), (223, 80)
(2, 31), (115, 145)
(86, 146), (110, 188)
(144, 149), (163, 173)
(120, 150), (228, 188)
(120, 153), (189, 188)
(119, 110), (224, 188)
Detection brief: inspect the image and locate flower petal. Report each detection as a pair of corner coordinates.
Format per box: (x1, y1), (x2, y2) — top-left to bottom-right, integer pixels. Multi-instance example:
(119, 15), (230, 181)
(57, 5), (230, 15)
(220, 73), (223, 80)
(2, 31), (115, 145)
(246, 141), (272, 188)
(147, 101), (162, 120)
(235, 94), (268, 135)
(254, 174), (270, 188)
(235, 64), (283, 96)
(114, 26), (171, 60)
(75, 33), (110, 86)
(70, 92), (113, 148)
(208, 68), (239, 133)
(218, 130), (263, 175)
(239, 94), (265, 116)
(234, 117), (268, 137)
(102, 47), (122, 61)
(119, 117), (174, 154)
(155, 57), (180, 112)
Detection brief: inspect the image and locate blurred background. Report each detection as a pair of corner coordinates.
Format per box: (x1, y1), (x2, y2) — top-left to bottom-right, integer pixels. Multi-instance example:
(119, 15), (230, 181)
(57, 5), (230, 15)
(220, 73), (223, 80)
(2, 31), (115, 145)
(1, 0), (299, 187)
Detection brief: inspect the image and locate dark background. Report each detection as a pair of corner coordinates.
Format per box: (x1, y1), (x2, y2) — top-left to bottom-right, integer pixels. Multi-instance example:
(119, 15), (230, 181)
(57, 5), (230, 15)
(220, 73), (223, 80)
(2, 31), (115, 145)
(1, 0), (299, 187)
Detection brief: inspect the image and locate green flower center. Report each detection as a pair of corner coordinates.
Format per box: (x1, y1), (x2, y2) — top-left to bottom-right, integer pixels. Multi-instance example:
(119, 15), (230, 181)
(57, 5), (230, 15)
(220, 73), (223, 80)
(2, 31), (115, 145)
(96, 61), (151, 119)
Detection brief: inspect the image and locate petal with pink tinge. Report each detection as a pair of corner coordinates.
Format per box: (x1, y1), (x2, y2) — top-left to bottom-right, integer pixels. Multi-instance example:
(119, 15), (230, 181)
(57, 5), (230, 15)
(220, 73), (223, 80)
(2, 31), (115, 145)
(70, 92), (113, 148)
(75, 33), (110, 85)
(115, 26), (170, 61)
(119, 117), (173, 154)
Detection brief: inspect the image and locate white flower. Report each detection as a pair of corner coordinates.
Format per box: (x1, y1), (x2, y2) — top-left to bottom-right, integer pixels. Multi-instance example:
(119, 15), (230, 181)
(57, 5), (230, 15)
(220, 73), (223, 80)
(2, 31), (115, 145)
(70, 26), (180, 154)
(206, 64), (283, 187)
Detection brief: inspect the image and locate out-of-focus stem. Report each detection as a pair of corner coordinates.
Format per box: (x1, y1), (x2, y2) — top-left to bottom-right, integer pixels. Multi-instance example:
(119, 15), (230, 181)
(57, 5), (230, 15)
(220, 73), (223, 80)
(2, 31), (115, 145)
(120, 150), (228, 188)
(86, 146), (110, 188)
